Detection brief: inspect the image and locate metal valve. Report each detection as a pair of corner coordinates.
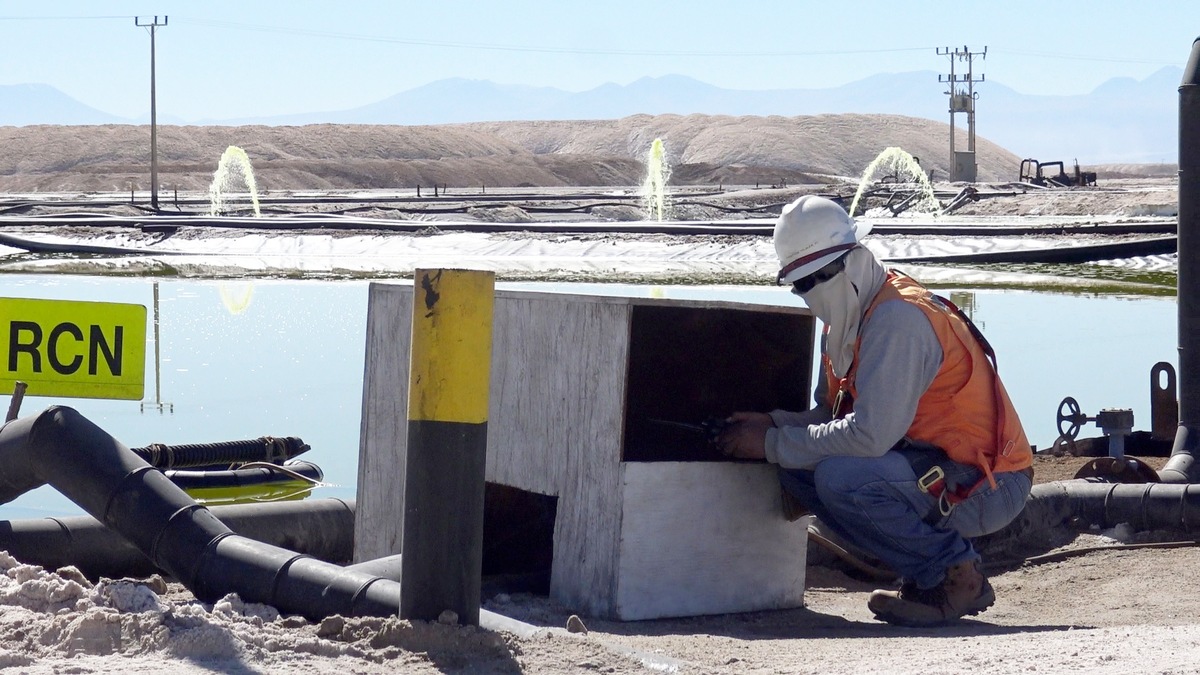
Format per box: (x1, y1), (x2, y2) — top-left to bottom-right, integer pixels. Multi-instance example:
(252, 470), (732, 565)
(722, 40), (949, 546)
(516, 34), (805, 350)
(1055, 396), (1134, 459)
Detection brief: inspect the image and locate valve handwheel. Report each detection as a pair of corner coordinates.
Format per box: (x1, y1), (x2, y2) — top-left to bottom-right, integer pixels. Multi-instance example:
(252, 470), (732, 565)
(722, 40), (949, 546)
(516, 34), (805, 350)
(1056, 396), (1088, 441)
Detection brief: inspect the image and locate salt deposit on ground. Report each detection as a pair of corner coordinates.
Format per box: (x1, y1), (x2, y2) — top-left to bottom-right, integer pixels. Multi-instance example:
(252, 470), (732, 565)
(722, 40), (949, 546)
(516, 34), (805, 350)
(0, 551), (629, 674)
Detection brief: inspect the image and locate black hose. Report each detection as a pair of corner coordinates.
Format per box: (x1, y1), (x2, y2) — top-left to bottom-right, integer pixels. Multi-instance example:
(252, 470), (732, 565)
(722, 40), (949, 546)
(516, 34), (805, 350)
(0, 498), (355, 580)
(806, 528), (896, 582)
(0, 433), (312, 503)
(164, 459), (322, 490)
(0, 406), (401, 620)
(132, 436), (310, 469)
(986, 539), (1200, 572)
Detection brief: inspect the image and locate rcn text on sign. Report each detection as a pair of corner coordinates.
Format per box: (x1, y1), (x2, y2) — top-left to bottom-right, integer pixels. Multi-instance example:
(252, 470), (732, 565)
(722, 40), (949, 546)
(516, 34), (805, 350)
(1, 298), (147, 400)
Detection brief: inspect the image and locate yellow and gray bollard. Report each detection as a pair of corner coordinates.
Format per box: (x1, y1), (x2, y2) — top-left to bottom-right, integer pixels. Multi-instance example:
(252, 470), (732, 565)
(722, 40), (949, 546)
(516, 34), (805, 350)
(399, 268), (494, 625)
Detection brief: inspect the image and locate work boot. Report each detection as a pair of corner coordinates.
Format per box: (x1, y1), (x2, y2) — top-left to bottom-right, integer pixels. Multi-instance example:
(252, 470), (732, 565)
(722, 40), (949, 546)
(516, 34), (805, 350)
(866, 559), (995, 627)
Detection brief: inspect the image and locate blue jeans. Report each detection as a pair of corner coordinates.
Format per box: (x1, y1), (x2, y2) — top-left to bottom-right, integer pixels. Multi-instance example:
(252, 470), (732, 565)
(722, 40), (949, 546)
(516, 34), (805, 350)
(779, 449), (1032, 589)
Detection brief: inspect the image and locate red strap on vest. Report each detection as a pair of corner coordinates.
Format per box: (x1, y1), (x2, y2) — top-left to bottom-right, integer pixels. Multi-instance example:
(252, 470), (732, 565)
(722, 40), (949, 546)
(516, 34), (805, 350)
(927, 289), (1010, 488)
(840, 270), (1017, 490)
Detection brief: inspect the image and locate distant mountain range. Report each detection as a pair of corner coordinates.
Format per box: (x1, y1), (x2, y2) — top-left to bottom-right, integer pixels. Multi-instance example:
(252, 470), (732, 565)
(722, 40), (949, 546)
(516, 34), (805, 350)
(0, 69), (1181, 164)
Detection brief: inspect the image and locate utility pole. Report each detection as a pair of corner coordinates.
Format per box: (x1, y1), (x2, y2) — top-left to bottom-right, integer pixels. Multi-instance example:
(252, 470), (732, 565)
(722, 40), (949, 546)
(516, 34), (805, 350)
(937, 45), (985, 182)
(140, 282), (174, 414)
(136, 16), (167, 210)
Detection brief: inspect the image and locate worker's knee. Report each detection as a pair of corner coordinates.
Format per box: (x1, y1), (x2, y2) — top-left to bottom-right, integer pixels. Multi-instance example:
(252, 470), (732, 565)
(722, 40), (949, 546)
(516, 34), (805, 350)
(813, 452), (912, 499)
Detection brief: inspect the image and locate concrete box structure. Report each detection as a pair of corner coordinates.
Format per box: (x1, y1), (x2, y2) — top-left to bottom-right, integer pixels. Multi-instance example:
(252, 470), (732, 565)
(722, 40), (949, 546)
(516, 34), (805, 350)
(356, 284), (816, 620)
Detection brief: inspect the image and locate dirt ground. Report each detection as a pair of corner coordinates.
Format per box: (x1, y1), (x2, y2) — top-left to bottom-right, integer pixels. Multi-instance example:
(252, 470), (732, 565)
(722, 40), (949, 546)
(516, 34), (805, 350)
(469, 451), (1200, 675)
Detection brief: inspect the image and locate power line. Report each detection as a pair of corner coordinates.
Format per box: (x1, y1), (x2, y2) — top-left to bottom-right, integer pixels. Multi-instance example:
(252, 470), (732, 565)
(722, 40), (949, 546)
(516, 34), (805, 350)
(0, 15), (1181, 67)
(178, 18), (936, 58)
(992, 47), (1175, 67)
(0, 15), (130, 21)
(0, 14), (932, 57)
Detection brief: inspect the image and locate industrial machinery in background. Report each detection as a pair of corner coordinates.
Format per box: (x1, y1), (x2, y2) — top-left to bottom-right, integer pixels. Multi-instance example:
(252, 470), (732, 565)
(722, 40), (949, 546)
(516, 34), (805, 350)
(1019, 158), (1098, 187)
(1051, 362), (1178, 483)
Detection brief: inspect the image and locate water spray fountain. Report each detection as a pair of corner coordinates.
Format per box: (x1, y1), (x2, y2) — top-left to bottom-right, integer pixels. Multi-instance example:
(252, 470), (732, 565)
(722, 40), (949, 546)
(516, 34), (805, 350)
(641, 138), (671, 221)
(847, 147), (941, 218)
(208, 146), (262, 217)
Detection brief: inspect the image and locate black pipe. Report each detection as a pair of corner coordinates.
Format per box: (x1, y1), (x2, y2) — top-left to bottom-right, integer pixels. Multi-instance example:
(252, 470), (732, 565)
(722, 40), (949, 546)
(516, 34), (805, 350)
(0, 406), (401, 620)
(977, 481), (1200, 557)
(1163, 37), (1200, 483)
(132, 436), (309, 469)
(0, 498), (355, 580)
(346, 553), (403, 579)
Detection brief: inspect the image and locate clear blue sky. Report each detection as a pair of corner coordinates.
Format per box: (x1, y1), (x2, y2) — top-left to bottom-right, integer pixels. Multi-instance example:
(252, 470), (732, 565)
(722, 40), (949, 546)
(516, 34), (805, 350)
(0, 1), (1195, 122)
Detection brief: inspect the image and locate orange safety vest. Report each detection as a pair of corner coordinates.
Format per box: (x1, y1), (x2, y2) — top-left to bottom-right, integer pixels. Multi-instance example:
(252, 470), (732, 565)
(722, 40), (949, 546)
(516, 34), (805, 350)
(824, 271), (1033, 488)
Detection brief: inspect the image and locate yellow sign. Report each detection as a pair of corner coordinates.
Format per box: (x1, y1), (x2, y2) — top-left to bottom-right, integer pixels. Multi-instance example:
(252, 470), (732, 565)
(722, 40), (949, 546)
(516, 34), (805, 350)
(0, 298), (147, 400)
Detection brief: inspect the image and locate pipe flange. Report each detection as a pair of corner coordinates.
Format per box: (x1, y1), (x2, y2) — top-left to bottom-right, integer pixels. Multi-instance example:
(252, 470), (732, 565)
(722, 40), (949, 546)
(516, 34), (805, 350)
(1073, 456), (1160, 483)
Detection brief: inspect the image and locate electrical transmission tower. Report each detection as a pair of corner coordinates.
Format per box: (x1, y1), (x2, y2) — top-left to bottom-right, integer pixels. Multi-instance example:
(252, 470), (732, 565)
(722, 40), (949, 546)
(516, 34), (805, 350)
(937, 45), (986, 182)
(136, 16), (168, 210)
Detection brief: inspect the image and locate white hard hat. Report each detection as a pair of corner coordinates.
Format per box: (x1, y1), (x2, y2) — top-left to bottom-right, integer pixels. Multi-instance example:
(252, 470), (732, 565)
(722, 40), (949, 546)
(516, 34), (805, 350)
(773, 195), (872, 285)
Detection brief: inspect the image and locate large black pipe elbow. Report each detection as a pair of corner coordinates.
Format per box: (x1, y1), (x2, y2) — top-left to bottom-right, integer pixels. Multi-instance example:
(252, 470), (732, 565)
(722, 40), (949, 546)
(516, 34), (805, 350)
(0, 406), (402, 621)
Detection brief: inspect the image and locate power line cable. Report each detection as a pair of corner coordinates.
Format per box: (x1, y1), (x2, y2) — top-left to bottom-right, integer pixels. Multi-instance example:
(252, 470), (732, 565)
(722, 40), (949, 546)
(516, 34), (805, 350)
(0, 15), (130, 20)
(991, 47), (1175, 66)
(177, 17), (936, 58)
(0, 15), (1181, 66)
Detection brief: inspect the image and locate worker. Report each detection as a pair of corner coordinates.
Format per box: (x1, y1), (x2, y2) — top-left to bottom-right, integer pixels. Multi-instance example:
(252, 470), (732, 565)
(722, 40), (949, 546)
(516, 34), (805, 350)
(718, 194), (1033, 627)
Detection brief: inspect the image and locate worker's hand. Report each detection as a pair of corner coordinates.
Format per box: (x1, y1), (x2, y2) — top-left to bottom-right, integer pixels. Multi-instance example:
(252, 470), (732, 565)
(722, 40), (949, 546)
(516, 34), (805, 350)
(718, 412), (774, 460)
(727, 411), (774, 427)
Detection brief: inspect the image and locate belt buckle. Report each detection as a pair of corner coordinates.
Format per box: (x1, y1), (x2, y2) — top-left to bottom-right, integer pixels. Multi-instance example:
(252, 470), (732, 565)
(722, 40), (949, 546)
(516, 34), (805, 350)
(917, 465), (945, 494)
(832, 389), (852, 418)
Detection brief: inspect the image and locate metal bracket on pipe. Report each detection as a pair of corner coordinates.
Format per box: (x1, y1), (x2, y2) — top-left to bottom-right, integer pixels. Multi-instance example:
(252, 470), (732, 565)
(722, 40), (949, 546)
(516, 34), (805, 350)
(1151, 362), (1179, 441)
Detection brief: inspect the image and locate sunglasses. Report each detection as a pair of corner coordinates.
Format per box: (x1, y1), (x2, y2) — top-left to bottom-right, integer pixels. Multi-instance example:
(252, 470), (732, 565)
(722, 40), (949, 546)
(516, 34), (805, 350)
(791, 255), (848, 295)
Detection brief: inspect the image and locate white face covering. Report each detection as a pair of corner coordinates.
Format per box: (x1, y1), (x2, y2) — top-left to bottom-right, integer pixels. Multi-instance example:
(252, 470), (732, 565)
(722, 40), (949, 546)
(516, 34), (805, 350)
(800, 246), (887, 377)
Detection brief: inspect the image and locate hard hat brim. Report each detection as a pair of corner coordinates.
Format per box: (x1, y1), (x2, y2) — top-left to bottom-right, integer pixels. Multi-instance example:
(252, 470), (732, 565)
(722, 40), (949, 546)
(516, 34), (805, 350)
(776, 219), (873, 286)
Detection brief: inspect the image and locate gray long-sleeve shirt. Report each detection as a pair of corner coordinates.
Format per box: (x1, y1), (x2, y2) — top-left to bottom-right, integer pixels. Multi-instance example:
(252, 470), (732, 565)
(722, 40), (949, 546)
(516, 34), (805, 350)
(764, 297), (944, 470)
